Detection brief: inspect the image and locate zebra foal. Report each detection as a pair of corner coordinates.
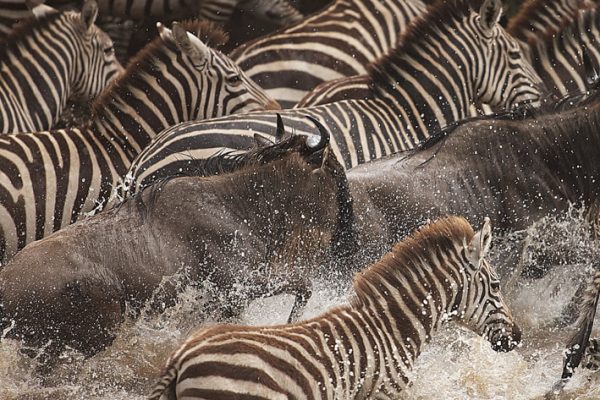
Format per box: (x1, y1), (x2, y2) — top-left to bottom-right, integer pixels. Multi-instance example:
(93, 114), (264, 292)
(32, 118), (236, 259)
(149, 216), (521, 400)
(0, 0), (121, 133)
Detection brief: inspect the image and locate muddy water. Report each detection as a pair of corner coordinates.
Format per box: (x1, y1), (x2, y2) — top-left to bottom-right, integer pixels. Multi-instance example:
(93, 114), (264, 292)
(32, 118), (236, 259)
(1, 209), (600, 399)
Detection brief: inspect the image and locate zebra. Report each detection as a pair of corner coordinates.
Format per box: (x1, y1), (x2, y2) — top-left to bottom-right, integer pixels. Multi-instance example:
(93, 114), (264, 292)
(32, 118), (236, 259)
(297, 0), (596, 108)
(0, 0), (121, 133)
(148, 216), (521, 400)
(229, 0), (427, 108)
(0, 0), (302, 38)
(524, 6), (600, 97)
(0, 20), (277, 262)
(124, 0), (544, 192)
(506, 0), (593, 44)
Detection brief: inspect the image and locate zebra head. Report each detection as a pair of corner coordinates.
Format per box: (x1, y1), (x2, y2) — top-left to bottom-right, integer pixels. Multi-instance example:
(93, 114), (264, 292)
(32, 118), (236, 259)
(61, 0), (122, 100)
(158, 21), (280, 116)
(456, 217), (522, 352)
(472, 0), (545, 108)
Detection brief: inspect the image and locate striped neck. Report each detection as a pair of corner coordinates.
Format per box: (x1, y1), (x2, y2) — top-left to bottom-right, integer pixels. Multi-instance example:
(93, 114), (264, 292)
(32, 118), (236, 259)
(371, 15), (473, 131)
(89, 42), (204, 162)
(508, 0), (586, 43)
(528, 8), (599, 97)
(0, 13), (82, 130)
(352, 234), (468, 374)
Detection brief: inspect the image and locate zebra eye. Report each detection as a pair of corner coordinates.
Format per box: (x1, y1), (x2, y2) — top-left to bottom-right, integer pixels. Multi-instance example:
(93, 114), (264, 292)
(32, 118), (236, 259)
(490, 280), (501, 293)
(104, 46), (114, 56)
(227, 74), (243, 86)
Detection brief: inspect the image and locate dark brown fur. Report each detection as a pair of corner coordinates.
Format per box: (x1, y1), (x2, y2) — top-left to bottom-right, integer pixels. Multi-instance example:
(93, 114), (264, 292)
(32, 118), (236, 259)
(0, 136), (353, 359)
(347, 90), (600, 247)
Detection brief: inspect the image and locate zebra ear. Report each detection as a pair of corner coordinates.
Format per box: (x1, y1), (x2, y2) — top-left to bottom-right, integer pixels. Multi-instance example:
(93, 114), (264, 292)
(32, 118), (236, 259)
(478, 0), (502, 33)
(80, 0), (98, 32)
(172, 23), (208, 70)
(468, 217), (492, 267)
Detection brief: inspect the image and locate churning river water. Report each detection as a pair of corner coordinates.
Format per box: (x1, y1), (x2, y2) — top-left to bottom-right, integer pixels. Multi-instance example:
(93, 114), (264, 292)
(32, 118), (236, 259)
(1, 208), (600, 399)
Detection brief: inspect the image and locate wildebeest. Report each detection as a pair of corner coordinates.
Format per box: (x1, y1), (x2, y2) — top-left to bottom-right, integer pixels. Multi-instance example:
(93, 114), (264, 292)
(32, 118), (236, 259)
(0, 117), (355, 359)
(346, 91), (600, 246)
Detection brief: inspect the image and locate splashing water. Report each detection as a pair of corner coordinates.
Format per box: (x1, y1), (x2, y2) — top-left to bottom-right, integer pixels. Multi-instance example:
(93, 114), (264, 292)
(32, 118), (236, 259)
(1, 209), (599, 399)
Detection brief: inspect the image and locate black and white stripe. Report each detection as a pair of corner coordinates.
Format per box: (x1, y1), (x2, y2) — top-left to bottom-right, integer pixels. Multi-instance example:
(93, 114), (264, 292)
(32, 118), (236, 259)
(229, 0), (427, 108)
(0, 21), (277, 262)
(0, 1), (121, 133)
(125, 0), (543, 191)
(148, 217), (520, 400)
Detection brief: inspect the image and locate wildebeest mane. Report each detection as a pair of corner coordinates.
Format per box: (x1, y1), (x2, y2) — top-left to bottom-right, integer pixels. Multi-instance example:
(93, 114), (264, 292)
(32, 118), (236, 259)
(367, 0), (481, 93)
(124, 134), (326, 217)
(352, 216), (474, 306)
(410, 85), (600, 166)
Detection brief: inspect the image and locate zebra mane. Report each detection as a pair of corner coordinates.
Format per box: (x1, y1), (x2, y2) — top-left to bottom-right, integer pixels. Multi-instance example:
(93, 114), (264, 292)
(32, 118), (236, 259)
(0, 11), (62, 60)
(351, 216), (474, 306)
(90, 19), (228, 118)
(367, 0), (480, 92)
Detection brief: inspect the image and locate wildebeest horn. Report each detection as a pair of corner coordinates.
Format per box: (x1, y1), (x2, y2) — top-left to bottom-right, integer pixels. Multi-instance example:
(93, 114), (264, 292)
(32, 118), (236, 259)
(305, 116), (330, 150)
(275, 114), (285, 142)
(582, 45), (599, 88)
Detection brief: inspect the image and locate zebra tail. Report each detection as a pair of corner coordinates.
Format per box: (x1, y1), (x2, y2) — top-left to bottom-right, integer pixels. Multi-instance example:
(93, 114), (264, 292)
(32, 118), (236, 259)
(561, 269), (600, 380)
(148, 365), (178, 400)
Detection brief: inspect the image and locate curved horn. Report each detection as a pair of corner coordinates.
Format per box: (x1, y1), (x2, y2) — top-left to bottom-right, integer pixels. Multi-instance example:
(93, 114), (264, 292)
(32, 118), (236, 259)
(582, 45), (599, 88)
(253, 133), (274, 147)
(275, 114), (285, 142)
(305, 115), (330, 150)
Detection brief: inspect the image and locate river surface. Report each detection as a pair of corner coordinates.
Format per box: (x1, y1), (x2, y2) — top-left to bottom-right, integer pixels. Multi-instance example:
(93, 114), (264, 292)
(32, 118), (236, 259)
(1, 209), (599, 399)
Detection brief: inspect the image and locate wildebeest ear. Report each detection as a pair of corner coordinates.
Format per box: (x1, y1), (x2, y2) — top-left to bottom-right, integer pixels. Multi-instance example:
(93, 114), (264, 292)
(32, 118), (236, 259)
(79, 0), (98, 33)
(478, 0), (502, 33)
(172, 22), (208, 69)
(468, 217), (492, 267)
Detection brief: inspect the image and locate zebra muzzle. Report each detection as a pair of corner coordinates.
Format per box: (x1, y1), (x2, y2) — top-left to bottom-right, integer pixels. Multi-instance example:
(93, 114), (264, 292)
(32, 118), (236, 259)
(490, 323), (522, 352)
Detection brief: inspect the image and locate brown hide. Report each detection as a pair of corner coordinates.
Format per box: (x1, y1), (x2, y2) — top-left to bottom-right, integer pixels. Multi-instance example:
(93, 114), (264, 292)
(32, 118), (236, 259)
(0, 140), (348, 358)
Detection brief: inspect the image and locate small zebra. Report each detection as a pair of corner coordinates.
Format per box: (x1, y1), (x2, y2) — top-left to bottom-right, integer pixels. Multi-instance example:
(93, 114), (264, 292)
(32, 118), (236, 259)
(124, 0), (543, 191)
(229, 0), (427, 108)
(0, 0), (121, 133)
(0, 20), (277, 262)
(148, 216), (521, 400)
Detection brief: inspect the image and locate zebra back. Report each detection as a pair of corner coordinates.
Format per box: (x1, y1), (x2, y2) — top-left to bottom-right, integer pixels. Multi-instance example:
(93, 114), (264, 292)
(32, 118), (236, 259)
(148, 216), (520, 400)
(0, 0), (122, 133)
(229, 0), (427, 108)
(125, 0), (543, 189)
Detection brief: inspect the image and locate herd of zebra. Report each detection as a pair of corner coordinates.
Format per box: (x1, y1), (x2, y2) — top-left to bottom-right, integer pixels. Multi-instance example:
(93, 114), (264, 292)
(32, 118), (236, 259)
(0, 0), (599, 398)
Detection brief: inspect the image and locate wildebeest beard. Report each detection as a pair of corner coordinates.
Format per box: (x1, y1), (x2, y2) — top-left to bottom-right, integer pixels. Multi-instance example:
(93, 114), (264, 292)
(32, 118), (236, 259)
(0, 131), (357, 360)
